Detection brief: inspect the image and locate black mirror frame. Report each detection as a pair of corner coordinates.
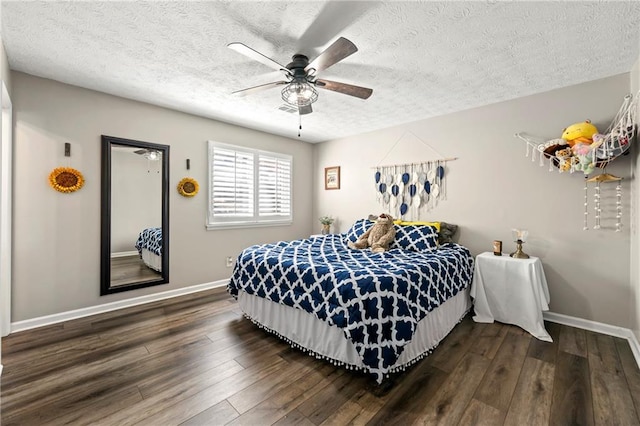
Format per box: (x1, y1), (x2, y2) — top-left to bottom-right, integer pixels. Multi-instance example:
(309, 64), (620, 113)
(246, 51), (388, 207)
(100, 135), (170, 295)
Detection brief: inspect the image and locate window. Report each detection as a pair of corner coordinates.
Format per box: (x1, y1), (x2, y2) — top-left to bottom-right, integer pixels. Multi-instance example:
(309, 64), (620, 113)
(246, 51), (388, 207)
(207, 141), (292, 229)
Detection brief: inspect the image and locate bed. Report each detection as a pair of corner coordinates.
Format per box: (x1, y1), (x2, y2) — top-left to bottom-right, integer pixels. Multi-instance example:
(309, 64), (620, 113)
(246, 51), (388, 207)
(228, 220), (474, 383)
(134, 227), (162, 272)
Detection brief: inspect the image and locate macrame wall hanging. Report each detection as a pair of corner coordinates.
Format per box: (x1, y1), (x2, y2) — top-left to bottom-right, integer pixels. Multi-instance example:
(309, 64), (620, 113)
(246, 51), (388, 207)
(373, 131), (457, 220)
(583, 173), (623, 232)
(515, 92), (637, 231)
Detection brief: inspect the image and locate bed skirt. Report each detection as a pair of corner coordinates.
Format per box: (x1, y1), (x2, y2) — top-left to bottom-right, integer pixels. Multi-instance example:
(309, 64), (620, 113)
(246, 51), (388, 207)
(237, 287), (471, 375)
(141, 249), (162, 272)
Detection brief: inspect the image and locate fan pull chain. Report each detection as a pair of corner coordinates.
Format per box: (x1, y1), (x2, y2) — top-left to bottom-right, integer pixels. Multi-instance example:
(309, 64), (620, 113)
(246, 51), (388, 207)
(298, 114), (302, 138)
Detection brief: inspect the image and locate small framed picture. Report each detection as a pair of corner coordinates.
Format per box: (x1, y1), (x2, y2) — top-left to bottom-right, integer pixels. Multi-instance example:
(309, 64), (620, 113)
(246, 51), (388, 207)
(493, 240), (502, 256)
(324, 166), (340, 190)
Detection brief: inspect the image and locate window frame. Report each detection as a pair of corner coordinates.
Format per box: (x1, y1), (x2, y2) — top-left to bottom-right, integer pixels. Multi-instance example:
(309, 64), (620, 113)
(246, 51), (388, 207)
(206, 141), (293, 230)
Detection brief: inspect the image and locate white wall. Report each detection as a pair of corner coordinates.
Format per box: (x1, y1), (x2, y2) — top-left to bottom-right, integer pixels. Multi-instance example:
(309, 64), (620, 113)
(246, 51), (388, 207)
(0, 41), (11, 98)
(631, 53), (640, 339)
(0, 34), (12, 373)
(12, 71), (313, 322)
(314, 74), (634, 329)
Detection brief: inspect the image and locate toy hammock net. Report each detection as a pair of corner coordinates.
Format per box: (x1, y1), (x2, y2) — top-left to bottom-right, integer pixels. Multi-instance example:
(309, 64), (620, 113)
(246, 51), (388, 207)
(515, 92), (637, 176)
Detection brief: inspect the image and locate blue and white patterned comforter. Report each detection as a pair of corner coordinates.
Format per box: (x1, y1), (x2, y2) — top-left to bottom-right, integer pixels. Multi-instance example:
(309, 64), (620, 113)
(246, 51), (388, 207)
(134, 227), (162, 256)
(228, 234), (474, 381)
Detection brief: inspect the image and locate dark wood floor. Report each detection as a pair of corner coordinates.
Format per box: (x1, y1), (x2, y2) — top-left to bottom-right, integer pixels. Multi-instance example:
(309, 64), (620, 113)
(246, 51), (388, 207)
(111, 255), (162, 287)
(2, 288), (640, 425)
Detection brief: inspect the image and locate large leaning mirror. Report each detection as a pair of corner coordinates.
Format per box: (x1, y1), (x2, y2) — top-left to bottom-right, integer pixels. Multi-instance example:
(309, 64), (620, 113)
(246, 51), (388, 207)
(101, 135), (169, 295)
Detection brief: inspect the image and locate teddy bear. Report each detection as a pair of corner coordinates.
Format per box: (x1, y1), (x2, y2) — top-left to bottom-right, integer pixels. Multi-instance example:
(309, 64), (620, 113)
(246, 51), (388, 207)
(348, 213), (396, 253)
(554, 147), (574, 172)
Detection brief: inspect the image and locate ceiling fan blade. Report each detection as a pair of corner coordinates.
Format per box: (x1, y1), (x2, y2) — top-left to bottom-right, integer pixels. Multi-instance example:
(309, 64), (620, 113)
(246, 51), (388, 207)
(228, 42), (289, 73)
(298, 104), (313, 115)
(297, 2), (376, 50)
(133, 149), (147, 155)
(315, 79), (373, 99)
(232, 81), (288, 97)
(305, 37), (357, 74)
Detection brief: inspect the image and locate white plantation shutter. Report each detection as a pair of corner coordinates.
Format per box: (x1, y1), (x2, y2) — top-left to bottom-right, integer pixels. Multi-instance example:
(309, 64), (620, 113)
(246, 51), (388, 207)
(207, 141), (292, 229)
(211, 146), (254, 217)
(258, 154), (291, 217)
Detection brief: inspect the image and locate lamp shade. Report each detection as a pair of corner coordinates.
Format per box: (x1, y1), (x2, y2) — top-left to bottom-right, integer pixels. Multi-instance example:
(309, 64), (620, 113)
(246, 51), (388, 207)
(512, 229), (528, 242)
(281, 80), (318, 107)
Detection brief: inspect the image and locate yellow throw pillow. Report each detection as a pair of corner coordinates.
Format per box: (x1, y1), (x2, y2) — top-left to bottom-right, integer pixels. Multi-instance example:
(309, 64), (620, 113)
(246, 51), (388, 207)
(392, 220), (441, 232)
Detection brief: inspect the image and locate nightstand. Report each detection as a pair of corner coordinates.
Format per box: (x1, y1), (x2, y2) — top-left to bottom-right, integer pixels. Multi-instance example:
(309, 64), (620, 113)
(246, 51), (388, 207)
(470, 252), (552, 342)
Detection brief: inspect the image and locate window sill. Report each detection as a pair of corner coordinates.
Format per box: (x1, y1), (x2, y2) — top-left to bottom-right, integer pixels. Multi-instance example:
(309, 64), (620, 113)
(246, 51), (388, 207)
(206, 220), (292, 231)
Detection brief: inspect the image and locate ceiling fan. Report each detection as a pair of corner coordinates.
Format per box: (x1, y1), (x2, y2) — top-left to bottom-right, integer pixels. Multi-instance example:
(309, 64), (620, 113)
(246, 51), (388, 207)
(134, 148), (161, 161)
(227, 37), (373, 118)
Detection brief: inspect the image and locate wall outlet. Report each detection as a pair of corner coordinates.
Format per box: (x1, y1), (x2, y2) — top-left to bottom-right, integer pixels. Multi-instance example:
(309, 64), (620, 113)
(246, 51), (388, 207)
(226, 256), (234, 268)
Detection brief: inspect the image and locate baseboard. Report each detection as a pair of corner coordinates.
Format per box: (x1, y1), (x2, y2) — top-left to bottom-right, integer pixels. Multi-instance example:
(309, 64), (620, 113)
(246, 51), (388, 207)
(111, 251), (139, 258)
(628, 333), (640, 369)
(10, 279), (229, 333)
(543, 311), (640, 367)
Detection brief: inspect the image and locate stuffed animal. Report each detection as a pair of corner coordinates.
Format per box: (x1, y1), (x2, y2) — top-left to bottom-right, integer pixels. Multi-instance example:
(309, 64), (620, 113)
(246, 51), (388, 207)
(572, 142), (596, 175)
(348, 213), (396, 253)
(555, 147), (572, 159)
(554, 147), (574, 172)
(561, 120), (599, 147)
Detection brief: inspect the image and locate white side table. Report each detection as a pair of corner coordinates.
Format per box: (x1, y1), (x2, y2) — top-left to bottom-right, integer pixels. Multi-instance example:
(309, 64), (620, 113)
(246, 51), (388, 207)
(470, 252), (552, 342)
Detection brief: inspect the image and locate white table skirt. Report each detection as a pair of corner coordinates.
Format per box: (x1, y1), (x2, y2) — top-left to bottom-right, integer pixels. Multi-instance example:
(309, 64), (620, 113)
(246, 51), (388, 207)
(470, 252), (552, 342)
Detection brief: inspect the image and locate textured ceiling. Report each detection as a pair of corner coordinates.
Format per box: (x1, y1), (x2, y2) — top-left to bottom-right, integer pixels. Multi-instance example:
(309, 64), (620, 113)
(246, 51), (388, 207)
(2, 1), (640, 143)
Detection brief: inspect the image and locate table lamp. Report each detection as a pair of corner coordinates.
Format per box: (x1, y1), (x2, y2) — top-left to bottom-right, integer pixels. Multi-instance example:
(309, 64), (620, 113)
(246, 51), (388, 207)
(510, 229), (530, 259)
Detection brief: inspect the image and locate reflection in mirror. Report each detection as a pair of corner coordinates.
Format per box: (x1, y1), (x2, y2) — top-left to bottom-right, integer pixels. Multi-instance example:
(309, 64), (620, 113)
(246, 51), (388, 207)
(101, 135), (169, 295)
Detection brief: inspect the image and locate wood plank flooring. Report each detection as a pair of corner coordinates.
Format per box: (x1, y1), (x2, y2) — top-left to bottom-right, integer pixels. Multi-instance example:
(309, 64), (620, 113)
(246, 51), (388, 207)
(2, 288), (640, 425)
(110, 255), (162, 287)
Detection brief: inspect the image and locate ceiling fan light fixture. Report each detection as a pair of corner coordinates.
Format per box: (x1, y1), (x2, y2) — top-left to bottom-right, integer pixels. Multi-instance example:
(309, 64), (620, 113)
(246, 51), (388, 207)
(281, 79), (318, 107)
(143, 150), (161, 161)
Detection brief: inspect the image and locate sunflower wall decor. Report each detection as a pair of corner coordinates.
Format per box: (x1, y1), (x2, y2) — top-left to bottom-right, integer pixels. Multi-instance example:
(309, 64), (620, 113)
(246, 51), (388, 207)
(48, 167), (85, 193)
(177, 177), (199, 197)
